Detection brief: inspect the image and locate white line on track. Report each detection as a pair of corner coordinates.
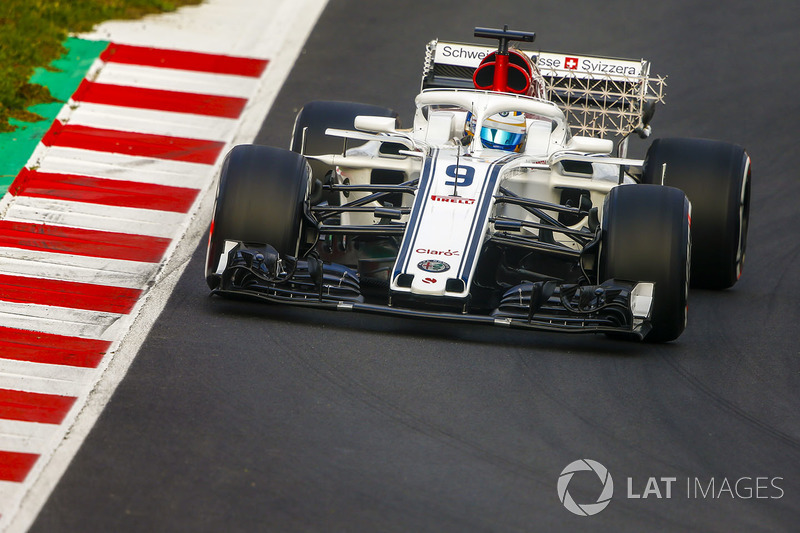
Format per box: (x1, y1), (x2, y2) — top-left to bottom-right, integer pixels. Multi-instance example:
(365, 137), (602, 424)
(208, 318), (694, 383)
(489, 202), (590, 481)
(4, 197), (187, 238)
(0, 420), (59, 455)
(0, 369), (95, 399)
(0, 254), (155, 289)
(31, 146), (211, 188)
(0, 247), (155, 288)
(89, 62), (261, 99)
(61, 102), (239, 141)
(0, 302), (124, 341)
(0, 360), (95, 393)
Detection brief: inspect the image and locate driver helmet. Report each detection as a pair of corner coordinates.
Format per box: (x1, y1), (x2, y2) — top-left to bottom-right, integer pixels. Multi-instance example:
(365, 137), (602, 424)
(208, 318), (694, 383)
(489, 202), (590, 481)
(466, 111), (527, 152)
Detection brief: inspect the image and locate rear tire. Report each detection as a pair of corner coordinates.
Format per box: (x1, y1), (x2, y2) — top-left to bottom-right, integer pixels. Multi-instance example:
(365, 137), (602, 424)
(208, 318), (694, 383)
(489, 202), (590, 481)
(290, 101), (398, 202)
(600, 185), (691, 342)
(642, 137), (751, 289)
(206, 144), (309, 289)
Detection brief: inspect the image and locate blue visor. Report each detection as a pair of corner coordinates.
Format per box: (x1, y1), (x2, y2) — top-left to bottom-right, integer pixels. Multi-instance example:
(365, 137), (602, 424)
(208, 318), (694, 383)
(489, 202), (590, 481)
(480, 127), (524, 151)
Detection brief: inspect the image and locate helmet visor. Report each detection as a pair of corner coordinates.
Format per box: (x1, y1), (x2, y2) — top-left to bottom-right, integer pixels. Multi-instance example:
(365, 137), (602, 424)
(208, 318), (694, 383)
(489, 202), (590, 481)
(480, 127), (525, 151)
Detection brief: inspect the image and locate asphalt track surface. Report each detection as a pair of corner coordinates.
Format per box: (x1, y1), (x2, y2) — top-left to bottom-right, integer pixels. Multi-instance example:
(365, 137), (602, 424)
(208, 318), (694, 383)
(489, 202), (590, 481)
(33, 1), (799, 531)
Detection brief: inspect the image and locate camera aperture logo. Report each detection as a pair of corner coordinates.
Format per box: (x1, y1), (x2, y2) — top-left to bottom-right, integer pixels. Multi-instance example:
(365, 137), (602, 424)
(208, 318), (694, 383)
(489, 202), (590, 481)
(557, 459), (785, 517)
(557, 459), (614, 516)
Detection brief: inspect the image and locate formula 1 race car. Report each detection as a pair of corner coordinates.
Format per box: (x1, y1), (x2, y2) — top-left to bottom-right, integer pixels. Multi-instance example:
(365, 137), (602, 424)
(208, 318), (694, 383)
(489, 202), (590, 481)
(205, 26), (751, 342)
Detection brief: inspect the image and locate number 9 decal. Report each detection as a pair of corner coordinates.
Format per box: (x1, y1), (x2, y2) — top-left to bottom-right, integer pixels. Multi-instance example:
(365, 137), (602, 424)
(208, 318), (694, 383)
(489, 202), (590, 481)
(445, 164), (475, 187)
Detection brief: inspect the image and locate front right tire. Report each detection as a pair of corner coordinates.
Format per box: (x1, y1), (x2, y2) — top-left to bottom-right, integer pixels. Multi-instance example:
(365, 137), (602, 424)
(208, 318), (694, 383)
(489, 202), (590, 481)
(206, 144), (310, 289)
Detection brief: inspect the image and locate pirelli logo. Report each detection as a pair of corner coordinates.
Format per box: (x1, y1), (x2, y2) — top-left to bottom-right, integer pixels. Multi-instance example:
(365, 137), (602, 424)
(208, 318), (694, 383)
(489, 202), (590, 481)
(431, 194), (476, 205)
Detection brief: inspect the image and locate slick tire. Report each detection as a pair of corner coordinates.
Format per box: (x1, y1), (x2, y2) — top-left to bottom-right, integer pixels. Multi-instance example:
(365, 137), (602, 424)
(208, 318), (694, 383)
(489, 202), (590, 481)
(290, 100), (399, 204)
(642, 137), (751, 289)
(600, 185), (691, 343)
(206, 144), (309, 289)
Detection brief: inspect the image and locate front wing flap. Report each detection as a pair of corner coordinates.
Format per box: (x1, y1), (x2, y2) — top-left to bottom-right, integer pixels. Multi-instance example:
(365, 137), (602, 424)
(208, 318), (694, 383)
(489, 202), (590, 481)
(213, 243), (655, 339)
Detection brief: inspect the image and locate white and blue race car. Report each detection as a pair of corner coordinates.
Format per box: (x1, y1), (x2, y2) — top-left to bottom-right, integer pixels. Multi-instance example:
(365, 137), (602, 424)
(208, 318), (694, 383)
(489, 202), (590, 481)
(205, 26), (750, 342)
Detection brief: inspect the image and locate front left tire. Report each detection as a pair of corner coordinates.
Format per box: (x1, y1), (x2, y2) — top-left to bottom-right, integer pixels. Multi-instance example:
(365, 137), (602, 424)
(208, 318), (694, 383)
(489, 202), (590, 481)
(600, 184), (691, 342)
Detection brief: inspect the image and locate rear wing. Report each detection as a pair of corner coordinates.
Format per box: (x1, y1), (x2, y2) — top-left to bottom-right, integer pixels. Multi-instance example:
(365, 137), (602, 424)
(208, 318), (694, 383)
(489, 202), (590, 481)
(421, 40), (666, 139)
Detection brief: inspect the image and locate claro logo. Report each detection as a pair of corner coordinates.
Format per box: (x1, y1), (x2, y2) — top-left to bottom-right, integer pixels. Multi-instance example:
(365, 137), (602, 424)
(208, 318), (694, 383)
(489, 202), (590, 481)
(416, 248), (460, 257)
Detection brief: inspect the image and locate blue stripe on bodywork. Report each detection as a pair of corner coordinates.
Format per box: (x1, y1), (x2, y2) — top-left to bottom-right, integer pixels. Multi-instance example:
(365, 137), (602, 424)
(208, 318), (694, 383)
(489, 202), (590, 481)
(457, 153), (521, 283)
(392, 148), (438, 280)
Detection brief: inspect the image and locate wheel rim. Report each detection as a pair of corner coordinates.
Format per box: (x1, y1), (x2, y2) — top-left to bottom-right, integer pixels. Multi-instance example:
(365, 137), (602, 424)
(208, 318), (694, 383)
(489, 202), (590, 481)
(735, 157), (751, 280)
(685, 215), (692, 328)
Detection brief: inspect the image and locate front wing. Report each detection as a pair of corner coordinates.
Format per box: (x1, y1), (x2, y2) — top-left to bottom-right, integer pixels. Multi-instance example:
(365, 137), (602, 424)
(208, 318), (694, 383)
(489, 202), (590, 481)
(212, 243), (656, 340)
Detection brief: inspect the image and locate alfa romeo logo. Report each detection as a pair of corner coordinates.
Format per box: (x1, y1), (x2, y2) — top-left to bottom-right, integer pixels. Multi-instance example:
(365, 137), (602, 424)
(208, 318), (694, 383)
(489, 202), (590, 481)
(417, 259), (450, 273)
(557, 459), (614, 516)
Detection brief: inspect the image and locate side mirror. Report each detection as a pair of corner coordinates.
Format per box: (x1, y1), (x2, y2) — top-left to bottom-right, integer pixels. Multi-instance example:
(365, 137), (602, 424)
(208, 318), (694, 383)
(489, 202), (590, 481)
(354, 115), (397, 133)
(566, 136), (614, 154)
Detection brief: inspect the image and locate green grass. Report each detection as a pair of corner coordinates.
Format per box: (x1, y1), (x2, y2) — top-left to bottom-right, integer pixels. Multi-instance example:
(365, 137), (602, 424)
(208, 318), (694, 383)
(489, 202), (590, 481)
(0, 0), (202, 132)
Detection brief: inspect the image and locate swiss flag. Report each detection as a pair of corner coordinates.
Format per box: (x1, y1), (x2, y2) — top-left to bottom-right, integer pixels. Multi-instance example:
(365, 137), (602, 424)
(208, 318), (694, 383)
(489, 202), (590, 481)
(565, 57), (579, 69)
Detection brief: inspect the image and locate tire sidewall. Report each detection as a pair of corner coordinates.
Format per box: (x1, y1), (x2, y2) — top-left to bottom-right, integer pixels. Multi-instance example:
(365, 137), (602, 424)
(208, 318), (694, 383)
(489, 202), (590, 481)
(643, 137), (750, 289)
(600, 184), (691, 342)
(206, 145), (309, 287)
